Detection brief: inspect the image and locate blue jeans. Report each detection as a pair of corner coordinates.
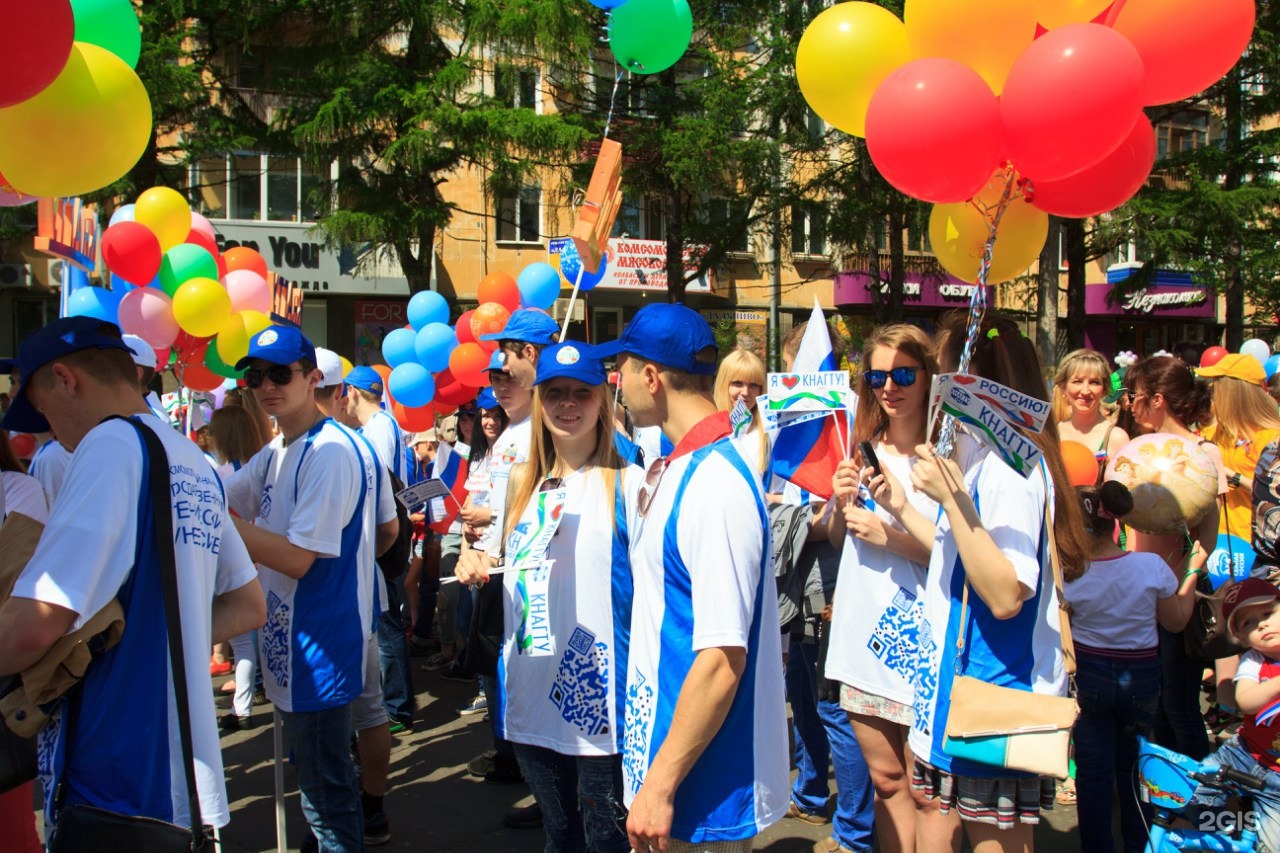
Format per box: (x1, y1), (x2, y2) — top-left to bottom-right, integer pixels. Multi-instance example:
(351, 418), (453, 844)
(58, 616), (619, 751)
(1196, 735), (1280, 853)
(412, 532), (440, 645)
(478, 673), (517, 764)
(1073, 649), (1161, 853)
(377, 580), (415, 724)
(1154, 626), (1211, 761)
(280, 704), (363, 853)
(786, 636), (875, 852)
(512, 743), (629, 853)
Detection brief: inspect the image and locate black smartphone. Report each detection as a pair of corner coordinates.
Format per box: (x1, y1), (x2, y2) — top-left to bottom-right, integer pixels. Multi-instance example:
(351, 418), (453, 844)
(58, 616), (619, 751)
(858, 441), (881, 477)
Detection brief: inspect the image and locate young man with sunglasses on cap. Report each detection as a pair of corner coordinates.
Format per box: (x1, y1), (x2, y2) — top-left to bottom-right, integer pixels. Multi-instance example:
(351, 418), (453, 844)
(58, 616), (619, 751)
(0, 317), (266, 839)
(225, 325), (399, 852)
(598, 304), (788, 853)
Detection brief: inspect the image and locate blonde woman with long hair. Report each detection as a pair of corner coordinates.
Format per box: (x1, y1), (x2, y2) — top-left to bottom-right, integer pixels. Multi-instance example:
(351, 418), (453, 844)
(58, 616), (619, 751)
(456, 342), (642, 853)
(714, 348), (770, 480)
(1200, 354), (1280, 539)
(1053, 349), (1129, 478)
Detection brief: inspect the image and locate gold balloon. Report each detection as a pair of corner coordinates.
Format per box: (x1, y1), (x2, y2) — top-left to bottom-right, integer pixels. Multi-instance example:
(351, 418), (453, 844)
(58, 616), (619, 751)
(904, 0), (1038, 95)
(1031, 0), (1115, 29)
(0, 42), (151, 199)
(797, 2), (911, 138)
(929, 173), (1049, 284)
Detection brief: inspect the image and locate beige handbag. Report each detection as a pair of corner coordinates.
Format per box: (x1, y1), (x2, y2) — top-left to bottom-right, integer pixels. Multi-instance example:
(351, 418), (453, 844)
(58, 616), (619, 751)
(942, 481), (1079, 779)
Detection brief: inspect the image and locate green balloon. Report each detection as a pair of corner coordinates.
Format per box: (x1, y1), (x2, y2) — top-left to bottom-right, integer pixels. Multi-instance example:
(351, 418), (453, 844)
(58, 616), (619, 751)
(71, 0), (142, 69)
(608, 0), (693, 76)
(159, 244), (219, 297)
(205, 340), (244, 379)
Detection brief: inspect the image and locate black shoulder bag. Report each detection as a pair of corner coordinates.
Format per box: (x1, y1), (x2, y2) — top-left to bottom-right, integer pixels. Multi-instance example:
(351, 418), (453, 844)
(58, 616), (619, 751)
(48, 418), (212, 853)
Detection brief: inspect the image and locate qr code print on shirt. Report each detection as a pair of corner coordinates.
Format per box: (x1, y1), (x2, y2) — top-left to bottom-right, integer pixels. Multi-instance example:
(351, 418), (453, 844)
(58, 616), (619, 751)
(867, 586), (924, 682)
(549, 627), (611, 736)
(622, 670), (656, 796)
(262, 590), (291, 688)
(912, 616), (939, 737)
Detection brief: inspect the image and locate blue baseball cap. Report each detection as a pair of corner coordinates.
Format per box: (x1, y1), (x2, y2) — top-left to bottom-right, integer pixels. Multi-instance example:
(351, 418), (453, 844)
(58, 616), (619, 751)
(595, 303), (718, 376)
(235, 324), (317, 371)
(345, 366), (384, 395)
(487, 350), (507, 372)
(478, 308), (559, 345)
(2, 316), (134, 433)
(476, 388), (499, 410)
(535, 342), (607, 387)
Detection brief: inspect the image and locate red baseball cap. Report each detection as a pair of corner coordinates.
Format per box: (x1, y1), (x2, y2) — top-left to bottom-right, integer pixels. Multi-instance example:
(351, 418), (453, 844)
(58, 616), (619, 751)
(1224, 577), (1280, 636)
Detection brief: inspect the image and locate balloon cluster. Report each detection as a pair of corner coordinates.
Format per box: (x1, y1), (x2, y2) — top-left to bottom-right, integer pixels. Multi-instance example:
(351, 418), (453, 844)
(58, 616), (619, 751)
(0, 0), (151, 200)
(1206, 338), (1280, 380)
(68, 186), (274, 393)
(798, 0), (1254, 284)
(378, 262), (564, 429)
(598, 0), (693, 77)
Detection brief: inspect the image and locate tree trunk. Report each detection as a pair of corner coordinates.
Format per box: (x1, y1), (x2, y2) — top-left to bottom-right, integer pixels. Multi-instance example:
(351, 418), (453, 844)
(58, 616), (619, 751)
(1036, 218), (1060, 376)
(1065, 218), (1087, 350)
(887, 206), (906, 322)
(1223, 67), (1245, 350)
(666, 187), (684, 304)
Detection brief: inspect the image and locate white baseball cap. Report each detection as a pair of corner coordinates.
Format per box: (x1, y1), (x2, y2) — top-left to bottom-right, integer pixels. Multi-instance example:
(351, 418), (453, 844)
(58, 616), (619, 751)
(315, 347), (344, 388)
(121, 334), (156, 369)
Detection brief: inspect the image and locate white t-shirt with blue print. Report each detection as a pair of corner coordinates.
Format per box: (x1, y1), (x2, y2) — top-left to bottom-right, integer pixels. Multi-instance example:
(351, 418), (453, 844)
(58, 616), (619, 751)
(622, 436), (789, 842)
(361, 408), (406, 483)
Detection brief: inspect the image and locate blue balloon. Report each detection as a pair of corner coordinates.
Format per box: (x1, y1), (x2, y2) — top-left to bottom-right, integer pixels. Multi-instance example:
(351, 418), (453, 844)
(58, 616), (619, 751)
(66, 286), (122, 323)
(407, 290), (450, 331)
(1266, 354), (1280, 380)
(517, 262), (562, 310)
(591, 0), (630, 7)
(415, 322), (457, 373)
(388, 363), (436, 407)
(579, 251), (609, 292)
(1206, 533), (1255, 591)
(381, 327), (418, 368)
(108, 204), (136, 227)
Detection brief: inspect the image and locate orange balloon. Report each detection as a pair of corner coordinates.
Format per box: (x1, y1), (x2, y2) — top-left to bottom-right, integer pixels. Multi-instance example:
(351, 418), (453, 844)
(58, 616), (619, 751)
(369, 363), (396, 407)
(223, 246), (269, 280)
(1061, 440), (1100, 487)
(477, 272), (520, 312)
(449, 342), (491, 387)
(471, 302), (512, 339)
(393, 401), (435, 432)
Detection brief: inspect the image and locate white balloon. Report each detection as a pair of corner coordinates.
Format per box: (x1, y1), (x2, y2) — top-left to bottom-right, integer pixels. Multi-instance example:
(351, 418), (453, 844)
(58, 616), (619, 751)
(1240, 338), (1270, 365)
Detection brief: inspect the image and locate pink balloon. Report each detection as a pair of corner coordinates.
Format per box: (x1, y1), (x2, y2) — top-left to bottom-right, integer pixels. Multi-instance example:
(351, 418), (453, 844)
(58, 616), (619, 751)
(223, 268), (270, 314)
(1001, 24), (1146, 182)
(189, 210), (217, 242)
(1028, 115), (1156, 218)
(865, 59), (1003, 203)
(117, 287), (180, 349)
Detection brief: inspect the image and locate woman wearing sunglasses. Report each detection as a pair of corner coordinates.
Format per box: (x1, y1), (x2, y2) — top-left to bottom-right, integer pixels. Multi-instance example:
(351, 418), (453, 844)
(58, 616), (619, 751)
(456, 341), (642, 853)
(827, 325), (959, 853)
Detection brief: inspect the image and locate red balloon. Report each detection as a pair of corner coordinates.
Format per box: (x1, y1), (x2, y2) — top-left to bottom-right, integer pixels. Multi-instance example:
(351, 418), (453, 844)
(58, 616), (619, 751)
(449, 343), (491, 388)
(455, 310), (478, 345)
(8, 433), (36, 459)
(392, 401), (435, 432)
(102, 221), (162, 285)
(0, 1), (74, 108)
(177, 360), (223, 392)
(1201, 346), (1229, 368)
(174, 332), (211, 361)
(223, 246), (269, 280)
(1001, 24), (1145, 182)
(477, 272), (521, 312)
(434, 402), (458, 416)
(1028, 115), (1155, 218)
(1110, 0), (1254, 106)
(865, 59), (1003, 203)
(154, 347), (172, 369)
(434, 368), (479, 407)
(185, 227), (221, 261)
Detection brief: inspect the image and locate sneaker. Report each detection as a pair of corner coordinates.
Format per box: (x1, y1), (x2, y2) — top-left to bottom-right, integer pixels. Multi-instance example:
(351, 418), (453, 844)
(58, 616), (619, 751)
(252, 688), (269, 706)
(484, 760), (524, 785)
(364, 811), (391, 846)
(218, 713), (253, 733)
(458, 695), (488, 716)
(388, 719), (411, 735)
(502, 803), (543, 829)
(467, 750), (497, 777)
(787, 802), (830, 826)
(209, 659), (233, 677)
(420, 652), (455, 672)
(438, 662), (475, 683)
(813, 838), (854, 853)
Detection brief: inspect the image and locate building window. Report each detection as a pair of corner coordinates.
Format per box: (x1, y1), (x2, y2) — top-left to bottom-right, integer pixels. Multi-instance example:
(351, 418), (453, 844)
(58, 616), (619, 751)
(705, 198), (751, 253)
(496, 186), (541, 243)
(1155, 109), (1209, 160)
(609, 196), (665, 241)
(593, 63), (656, 118)
(495, 64), (539, 110)
(189, 154), (332, 222)
(791, 203), (826, 256)
(231, 154), (262, 220)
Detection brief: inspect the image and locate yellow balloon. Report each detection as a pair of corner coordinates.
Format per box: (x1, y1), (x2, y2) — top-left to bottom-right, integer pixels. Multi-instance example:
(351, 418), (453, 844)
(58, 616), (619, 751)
(0, 42), (151, 199)
(214, 310), (271, 365)
(904, 0), (1038, 95)
(135, 186), (193, 252)
(172, 277), (232, 339)
(929, 176), (1049, 284)
(1031, 0), (1114, 29)
(339, 356), (354, 377)
(797, 2), (911, 138)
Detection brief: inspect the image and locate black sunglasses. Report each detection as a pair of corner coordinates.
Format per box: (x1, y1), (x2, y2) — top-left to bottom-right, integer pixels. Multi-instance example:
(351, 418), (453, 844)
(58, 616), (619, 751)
(539, 477), (564, 493)
(244, 365), (306, 389)
(863, 367), (918, 390)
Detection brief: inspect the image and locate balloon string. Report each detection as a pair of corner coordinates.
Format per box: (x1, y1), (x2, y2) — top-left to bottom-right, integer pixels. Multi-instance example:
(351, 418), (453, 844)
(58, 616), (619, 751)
(603, 69), (624, 140)
(935, 167), (1018, 458)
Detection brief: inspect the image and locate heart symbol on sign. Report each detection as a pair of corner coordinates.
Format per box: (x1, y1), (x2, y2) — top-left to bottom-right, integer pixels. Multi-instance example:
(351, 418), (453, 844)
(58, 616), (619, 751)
(781, 375), (799, 390)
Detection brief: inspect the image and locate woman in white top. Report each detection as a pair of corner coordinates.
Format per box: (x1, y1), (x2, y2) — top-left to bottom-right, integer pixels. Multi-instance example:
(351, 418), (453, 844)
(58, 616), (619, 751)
(457, 342), (641, 853)
(827, 324), (958, 853)
(1064, 480), (1196, 853)
(1053, 349), (1130, 478)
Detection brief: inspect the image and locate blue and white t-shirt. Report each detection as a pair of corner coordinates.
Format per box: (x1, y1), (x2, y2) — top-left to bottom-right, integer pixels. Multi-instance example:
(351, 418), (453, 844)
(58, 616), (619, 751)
(496, 465), (642, 755)
(227, 418), (394, 713)
(908, 450), (1068, 777)
(28, 437), (72, 507)
(13, 414), (257, 830)
(622, 434), (788, 842)
(361, 408), (407, 483)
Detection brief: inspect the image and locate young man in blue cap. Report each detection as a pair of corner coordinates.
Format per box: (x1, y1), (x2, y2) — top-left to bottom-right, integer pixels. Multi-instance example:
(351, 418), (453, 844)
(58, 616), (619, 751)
(596, 303), (788, 853)
(0, 317), (265, 839)
(478, 307), (560, 390)
(226, 325), (399, 852)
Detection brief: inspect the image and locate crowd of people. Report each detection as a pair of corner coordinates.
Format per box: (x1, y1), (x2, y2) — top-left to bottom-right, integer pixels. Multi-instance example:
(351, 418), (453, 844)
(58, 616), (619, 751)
(2, 303), (1280, 853)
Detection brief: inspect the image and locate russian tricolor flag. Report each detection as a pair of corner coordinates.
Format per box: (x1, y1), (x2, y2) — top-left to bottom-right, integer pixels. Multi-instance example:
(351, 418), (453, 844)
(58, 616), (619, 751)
(768, 299), (850, 500)
(1257, 696), (1280, 727)
(428, 441), (469, 534)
